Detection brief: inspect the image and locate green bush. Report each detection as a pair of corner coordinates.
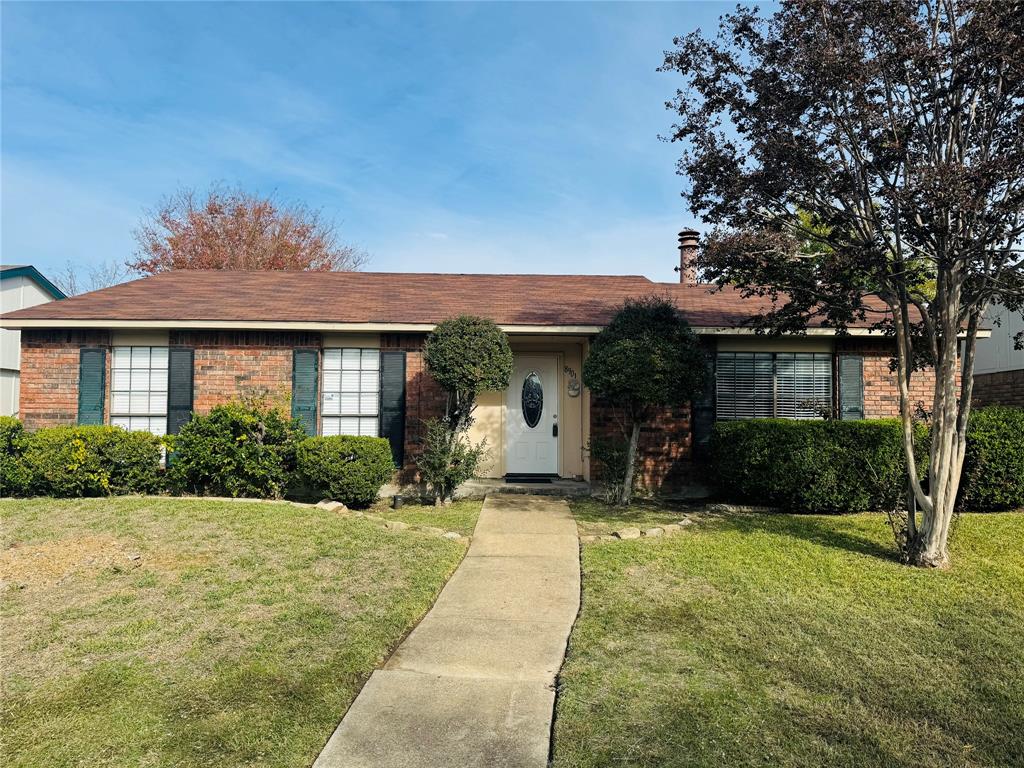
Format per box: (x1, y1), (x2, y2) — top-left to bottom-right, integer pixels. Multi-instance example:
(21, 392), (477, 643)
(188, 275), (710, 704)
(296, 435), (395, 508)
(20, 425), (164, 497)
(959, 406), (1024, 511)
(587, 436), (637, 503)
(710, 419), (928, 513)
(167, 400), (305, 499)
(0, 416), (33, 496)
(415, 418), (488, 505)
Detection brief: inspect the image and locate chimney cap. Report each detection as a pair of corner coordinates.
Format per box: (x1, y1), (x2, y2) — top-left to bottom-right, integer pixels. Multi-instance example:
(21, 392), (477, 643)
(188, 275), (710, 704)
(678, 228), (700, 242)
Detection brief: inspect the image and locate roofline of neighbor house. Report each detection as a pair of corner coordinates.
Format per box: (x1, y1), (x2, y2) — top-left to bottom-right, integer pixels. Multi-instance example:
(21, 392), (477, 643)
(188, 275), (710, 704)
(0, 265), (67, 301)
(0, 317), (991, 338)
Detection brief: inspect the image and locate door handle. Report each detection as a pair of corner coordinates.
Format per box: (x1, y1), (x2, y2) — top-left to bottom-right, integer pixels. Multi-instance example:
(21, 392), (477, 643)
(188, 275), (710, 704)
(552, 424), (558, 437)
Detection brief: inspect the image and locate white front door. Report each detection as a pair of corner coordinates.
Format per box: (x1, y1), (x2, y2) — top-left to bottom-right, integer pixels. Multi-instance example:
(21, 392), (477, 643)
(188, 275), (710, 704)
(505, 355), (559, 475)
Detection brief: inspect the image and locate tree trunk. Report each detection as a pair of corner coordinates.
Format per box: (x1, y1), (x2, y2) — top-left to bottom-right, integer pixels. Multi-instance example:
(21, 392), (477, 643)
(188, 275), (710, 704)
(618, 421), (641, 507)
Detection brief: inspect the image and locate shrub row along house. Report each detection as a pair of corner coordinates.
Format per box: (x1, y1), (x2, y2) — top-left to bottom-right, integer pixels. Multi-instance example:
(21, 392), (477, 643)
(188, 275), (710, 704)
(0, 233), (978, 491)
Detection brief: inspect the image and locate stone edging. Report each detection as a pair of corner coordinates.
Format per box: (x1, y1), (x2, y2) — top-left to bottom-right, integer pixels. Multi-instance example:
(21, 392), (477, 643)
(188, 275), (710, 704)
(579, 515), (699, 543)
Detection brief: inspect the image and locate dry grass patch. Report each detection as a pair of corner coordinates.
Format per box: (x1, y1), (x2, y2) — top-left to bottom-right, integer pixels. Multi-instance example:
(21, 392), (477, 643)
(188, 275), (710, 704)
(1, 496), (472, 768)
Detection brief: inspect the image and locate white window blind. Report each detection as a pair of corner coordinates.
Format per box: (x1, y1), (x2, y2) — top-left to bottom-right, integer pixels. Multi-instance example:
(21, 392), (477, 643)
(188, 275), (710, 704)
(716, 352), (832, 420)
(321, 349), (380, 436)
(110, 346), (168, 435)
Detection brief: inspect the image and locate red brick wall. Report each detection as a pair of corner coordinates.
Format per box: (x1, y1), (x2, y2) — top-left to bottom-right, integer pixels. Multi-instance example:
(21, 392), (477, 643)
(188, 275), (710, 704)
(972, 369), (1024, 407)
(382, 333), (447, 480)
(19, 330), (110, 428)
(836, 339), (937, 417)
(169, 331), (320, 414)
(590, 401), (693, 492)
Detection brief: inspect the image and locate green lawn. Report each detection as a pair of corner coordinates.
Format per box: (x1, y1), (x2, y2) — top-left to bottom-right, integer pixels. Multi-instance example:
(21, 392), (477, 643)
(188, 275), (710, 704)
(554, 503), (1024, 768)
(0, 496), (480, 768)
(373, 498), (484, 536)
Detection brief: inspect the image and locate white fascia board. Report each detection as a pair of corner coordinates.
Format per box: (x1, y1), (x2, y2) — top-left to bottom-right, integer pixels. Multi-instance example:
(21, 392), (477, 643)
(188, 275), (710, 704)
(0, 318), (990, 338)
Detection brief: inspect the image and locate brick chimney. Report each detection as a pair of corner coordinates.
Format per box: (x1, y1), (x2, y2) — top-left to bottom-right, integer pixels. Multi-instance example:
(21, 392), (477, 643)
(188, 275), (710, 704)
(676, 228), (699, 284)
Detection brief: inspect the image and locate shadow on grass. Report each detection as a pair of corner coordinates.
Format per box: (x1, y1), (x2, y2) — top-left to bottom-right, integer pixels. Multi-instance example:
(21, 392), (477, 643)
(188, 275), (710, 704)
(713, 512), (901, 563)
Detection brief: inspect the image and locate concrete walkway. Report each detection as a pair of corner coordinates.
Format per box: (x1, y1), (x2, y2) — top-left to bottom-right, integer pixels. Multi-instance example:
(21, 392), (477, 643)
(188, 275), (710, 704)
(313, 495), (580, 768)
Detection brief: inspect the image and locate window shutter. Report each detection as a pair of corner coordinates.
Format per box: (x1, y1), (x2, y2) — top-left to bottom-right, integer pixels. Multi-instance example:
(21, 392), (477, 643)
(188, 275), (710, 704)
(292, 348), (319, 436)
(77, 348), (106, 425)
(379, 350), (406, 467)
(839, 355), (864, 420)
(167, 348), (194, 434)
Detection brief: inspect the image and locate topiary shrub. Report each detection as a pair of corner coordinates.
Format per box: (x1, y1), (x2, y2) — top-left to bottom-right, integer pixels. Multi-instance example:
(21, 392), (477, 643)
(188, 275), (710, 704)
(0, 416), (33, 497)
(296, 435), (395, 508)
(710, 419), (928, 513)
(167, 400), (305, 499)
(20, 425), (164, 497)
(959, 406), (1024, 511)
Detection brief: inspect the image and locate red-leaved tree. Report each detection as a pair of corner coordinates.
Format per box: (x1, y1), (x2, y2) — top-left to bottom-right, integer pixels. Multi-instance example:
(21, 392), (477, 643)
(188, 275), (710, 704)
(129, 185), (367, 273)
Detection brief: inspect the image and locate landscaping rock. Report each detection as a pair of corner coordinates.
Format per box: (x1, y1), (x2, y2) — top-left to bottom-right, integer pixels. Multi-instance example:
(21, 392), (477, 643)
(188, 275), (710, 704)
(315, 500), (349, 513)
(662, 523), (682, 536)
(384, 520), (409, 531)
(613, 527), (642, 540)
(677, 518), (696, 527)
(705, 503), (777, 514)
(442, 532), (462, 541)
(643, 527), (664, 538)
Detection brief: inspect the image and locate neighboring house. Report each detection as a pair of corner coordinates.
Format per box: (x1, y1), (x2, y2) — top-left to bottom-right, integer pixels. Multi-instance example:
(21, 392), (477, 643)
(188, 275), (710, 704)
(0, 234), (972, 490)
(972, 302), (1024, 408)
(0, 265), (66, 417)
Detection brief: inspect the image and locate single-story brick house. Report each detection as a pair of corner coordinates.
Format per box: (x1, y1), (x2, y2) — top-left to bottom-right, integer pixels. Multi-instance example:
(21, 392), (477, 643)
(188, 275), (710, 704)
(0, 234), (962, 490)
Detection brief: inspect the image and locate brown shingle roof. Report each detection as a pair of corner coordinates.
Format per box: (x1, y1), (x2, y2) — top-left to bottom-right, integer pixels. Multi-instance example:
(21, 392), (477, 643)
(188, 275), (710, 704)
(0, 270), (892, 329)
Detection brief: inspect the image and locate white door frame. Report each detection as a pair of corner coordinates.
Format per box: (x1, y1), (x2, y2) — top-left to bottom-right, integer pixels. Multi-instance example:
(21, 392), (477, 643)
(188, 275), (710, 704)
(504, 353), (560, 476)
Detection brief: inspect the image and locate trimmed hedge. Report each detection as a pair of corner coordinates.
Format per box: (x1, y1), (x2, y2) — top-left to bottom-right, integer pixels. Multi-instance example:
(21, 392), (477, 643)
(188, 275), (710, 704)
(167, 401), (306, 499)
(296, 435), (395, 508)
(1, 422), (164, 497)
(710, 419), (927, 513)
(960, 406), (1024, 511)
(0, 416), (33, 496)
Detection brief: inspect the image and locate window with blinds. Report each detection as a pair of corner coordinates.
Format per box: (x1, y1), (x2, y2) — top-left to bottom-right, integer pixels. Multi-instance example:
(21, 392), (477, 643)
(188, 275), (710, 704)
(321, 349), (380, 436)
(716, 352), (832, 420)
(110, 346), (169, 434)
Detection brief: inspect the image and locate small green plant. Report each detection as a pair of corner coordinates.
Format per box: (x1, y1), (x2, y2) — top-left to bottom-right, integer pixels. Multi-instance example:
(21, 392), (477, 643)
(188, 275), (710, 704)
(296, 435), (395, 508)
(587, 436), (636, 503)
(167, 399), (305, 499)
(415, 419), (488, 506)
(0, 416), (33, 496)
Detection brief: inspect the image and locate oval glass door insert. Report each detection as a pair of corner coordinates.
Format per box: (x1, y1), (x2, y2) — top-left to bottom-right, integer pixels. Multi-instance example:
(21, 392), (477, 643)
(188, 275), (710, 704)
(521, 372), (543, 428)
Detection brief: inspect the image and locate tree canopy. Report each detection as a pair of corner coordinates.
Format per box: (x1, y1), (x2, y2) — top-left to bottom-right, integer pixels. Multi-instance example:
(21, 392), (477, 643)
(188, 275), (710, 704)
(583, 297), (706, 504)
(661, 0), (1024, 566)
(129, 184), (366, 274)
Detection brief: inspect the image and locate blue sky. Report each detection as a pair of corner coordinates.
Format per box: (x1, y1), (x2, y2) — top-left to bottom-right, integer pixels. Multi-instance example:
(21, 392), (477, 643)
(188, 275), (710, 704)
(2, 1), (726, 282)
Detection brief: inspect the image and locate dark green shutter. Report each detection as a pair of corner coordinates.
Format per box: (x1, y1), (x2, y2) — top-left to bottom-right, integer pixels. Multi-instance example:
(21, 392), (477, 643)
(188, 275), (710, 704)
(379, 350), (406, 467)
(167, 348), (195, 434)
(77, 348), (106, 425)
(292, 349), (319, 436)
(839, 355), (864, 420)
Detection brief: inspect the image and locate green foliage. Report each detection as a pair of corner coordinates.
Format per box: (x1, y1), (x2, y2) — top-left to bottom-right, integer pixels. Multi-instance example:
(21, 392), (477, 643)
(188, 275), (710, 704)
(587, 436), (637, 503)
(296, 436), (395, 508)
(167, 400), (305, 499)
(960, 407), (1024, 512)
(425, 315), (514, 395)
(582, 297), (706, 415)
(415, 418), (488, 504)
(18, 425), (164, 498)
(0, 417), (33, 496)
(710, 419), (928, 514)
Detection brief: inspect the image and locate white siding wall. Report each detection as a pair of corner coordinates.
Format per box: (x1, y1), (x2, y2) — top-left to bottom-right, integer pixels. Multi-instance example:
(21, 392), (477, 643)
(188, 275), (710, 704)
(975, 303), (1024, 374)
(0, 273), (62, 416)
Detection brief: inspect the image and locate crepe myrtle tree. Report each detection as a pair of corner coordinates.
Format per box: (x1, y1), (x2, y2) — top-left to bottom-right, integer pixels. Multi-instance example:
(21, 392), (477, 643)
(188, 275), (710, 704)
(420, 315), (513, 503)
(662, 0), (1024, 567)
(583, 297), (707, 506)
